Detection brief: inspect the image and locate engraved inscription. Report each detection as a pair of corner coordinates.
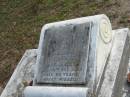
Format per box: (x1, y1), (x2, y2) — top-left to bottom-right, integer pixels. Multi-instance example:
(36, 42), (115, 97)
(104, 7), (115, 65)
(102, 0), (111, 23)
(37, 23), (91, 84)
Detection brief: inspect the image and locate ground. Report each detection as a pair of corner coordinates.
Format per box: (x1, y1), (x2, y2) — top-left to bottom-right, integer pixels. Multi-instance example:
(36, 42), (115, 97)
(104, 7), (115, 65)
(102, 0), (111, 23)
(0, 0), (130, 88)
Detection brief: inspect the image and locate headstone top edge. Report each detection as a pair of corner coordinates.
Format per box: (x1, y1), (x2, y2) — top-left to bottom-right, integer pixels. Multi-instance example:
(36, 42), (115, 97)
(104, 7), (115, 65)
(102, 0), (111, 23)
(41, 14), (110, 33)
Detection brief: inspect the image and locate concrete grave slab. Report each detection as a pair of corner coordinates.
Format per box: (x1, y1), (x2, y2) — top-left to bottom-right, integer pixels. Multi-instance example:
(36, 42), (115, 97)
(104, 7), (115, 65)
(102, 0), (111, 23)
(98, 28), (130, 97)
(0, 49), (37, 97)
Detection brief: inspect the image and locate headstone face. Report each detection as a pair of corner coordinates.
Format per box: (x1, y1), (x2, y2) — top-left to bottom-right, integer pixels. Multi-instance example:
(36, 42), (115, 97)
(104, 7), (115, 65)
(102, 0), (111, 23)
(36, 23), (90, 84)
(35, 14), (112, 88)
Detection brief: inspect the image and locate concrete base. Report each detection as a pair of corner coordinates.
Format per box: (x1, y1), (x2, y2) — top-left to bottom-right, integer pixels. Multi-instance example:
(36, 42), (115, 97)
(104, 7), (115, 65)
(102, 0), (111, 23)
(23, 86), (90, 97)
(98, 28), (130, 97)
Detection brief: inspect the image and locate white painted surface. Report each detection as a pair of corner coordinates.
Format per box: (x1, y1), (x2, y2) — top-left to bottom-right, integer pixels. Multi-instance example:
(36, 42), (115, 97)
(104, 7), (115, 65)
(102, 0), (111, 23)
(24, 86), (90, 97)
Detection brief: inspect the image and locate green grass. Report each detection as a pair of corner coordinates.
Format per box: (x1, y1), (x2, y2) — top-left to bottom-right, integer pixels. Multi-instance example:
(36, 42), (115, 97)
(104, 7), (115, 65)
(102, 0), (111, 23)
(0, 0), (128, 87)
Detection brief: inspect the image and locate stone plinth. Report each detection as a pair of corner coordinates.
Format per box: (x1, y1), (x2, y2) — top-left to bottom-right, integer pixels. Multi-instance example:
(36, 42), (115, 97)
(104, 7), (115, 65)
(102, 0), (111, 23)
(24, 86), (90, 97)
(98, 28), (130, 97)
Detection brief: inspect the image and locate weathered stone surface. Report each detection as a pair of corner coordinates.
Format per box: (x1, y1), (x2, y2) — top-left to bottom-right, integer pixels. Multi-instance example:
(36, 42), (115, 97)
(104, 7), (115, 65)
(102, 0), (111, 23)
(122, 48), (130, 97)
(23, 86), (90, 97)
(35, 14), (112, 86)
(98, 28), (130, 97)
(37, 22), (90, 84)
(0, 49), (37, 97)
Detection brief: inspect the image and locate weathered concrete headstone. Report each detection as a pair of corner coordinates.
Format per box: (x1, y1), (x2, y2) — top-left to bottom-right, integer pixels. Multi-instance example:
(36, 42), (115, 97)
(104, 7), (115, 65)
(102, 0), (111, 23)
(34, 14), (112, 86)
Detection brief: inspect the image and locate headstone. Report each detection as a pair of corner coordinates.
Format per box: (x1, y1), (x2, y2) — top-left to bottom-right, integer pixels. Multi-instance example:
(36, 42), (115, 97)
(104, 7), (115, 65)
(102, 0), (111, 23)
(34, 14), (112, 88)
